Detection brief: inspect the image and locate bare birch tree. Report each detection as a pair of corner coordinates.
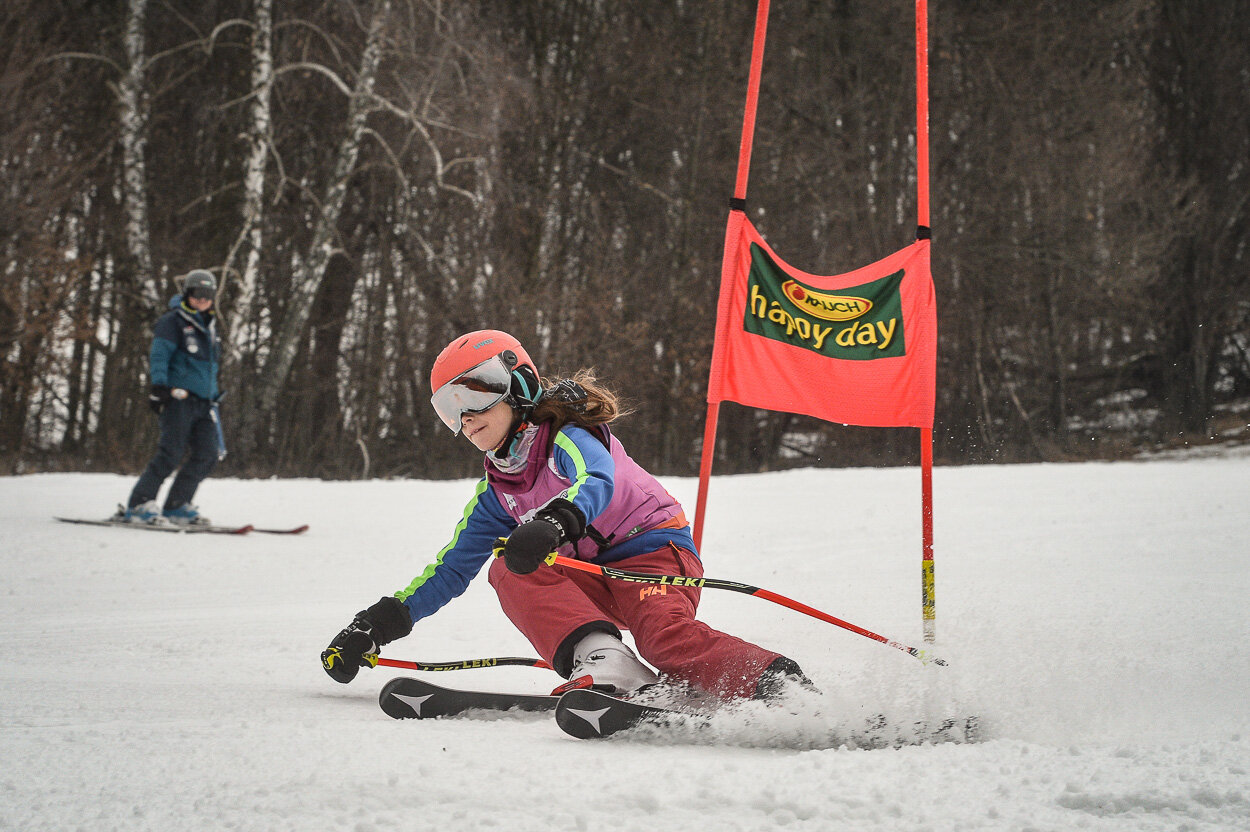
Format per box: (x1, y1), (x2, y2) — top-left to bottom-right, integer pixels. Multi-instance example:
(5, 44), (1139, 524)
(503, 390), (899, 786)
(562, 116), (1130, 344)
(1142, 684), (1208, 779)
(247, 0), (391, 448)
(220, 0), (275, 356)
(117, 0), (158, 308)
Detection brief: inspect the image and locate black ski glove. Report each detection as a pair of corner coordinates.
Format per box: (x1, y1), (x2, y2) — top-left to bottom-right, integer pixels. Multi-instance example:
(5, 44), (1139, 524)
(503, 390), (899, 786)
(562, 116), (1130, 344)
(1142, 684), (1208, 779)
(320, 596), (413, 683)
(503, 498), (586, 575)
(148, 385), (173, 414)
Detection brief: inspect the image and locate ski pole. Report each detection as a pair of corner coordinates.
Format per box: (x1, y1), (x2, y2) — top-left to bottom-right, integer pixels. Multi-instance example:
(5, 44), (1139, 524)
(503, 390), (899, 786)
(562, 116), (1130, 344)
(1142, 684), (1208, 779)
(369, 655), (553, 672)
(492, 540), (945, 667)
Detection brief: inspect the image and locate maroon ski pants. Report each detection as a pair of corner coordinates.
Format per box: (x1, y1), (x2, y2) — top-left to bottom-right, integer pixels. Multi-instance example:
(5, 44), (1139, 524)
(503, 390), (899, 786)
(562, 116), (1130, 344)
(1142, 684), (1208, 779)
(488, 544), (780, 699)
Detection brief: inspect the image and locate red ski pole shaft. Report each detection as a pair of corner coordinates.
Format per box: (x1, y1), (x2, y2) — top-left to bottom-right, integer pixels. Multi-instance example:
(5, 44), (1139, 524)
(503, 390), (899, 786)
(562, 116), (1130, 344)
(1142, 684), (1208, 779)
(547, 553), (945, 667)
(372, 656), (553, 672)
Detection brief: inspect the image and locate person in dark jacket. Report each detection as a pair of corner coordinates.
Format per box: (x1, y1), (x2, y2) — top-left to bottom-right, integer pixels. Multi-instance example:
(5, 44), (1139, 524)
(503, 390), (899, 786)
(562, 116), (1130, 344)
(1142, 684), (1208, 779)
(118, 270), (224, 525)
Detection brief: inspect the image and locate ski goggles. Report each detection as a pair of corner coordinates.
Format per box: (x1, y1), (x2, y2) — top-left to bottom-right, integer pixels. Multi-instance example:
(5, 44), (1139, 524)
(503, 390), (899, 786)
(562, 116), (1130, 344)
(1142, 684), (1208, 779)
(185, 285), (216, 301)
(431, 354), (514, 434)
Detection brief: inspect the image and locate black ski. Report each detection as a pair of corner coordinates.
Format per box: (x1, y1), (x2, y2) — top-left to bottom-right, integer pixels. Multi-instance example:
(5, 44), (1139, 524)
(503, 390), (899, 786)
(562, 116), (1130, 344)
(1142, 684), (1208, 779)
(54, 517), (254, 535)
(554, 688), (981, 746)
(379, 677), (559, 720)
(376, 677), (981, 747)
(555, 688), (698, 739)
(251, 524), (310, 535)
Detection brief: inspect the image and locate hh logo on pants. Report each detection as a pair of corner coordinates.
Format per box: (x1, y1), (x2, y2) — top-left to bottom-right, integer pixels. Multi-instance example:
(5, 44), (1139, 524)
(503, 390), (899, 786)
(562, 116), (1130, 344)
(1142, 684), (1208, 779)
(639, 585), (668, 601)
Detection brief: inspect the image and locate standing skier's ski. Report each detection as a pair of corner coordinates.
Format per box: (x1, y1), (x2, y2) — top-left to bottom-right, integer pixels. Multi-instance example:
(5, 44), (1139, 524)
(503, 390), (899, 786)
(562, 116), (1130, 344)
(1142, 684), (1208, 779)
(379, 677), (559, 720)
(555, 688), (697, 739)
(250, 524), (310, 535)
(55, 517), (307, 535)
(54, 517), (254, 535)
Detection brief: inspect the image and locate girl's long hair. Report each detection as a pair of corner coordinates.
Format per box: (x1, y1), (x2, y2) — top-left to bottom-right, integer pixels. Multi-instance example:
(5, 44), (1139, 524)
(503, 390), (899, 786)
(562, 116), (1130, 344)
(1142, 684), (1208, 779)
(529, 369), (631, 432)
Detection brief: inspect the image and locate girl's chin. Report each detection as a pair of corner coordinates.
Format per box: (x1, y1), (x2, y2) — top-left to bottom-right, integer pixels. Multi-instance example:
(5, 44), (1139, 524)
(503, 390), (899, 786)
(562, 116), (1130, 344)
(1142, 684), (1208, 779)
(467, 434), (496, 451)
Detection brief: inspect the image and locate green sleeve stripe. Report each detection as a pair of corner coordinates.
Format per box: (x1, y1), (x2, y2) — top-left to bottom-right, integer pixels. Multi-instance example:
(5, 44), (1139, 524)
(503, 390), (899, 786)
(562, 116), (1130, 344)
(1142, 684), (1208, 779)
(553, 431), (590, 502)
(395, 478), (490, 601)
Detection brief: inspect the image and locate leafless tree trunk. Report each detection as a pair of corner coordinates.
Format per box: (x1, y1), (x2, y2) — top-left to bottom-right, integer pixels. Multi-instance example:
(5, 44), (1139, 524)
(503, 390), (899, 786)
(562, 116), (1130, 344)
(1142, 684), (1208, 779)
(221, 0), (274, 354)
(249, 0), (391, 447)
(118, 0), (157, 308)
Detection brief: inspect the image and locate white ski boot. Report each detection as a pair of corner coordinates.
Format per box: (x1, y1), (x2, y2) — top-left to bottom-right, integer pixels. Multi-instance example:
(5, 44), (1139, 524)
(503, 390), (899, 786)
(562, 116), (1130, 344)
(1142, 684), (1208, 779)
(553, 631), (659, 697)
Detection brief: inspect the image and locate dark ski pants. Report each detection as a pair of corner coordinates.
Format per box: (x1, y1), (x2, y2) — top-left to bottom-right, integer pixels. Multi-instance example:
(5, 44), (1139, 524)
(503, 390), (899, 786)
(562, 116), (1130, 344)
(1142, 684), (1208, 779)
(129, 397), (219, 511)
(489, 544), (781, 700)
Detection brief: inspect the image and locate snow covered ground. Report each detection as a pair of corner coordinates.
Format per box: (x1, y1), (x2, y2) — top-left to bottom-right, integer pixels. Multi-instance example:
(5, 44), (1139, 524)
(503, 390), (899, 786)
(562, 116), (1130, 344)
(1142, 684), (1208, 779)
(3, 450), (1249, 831)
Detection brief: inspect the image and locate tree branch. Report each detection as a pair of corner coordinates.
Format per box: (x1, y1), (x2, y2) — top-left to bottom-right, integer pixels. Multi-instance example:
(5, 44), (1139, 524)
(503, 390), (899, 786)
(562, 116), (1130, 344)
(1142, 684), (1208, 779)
(42, 52), (124, 76)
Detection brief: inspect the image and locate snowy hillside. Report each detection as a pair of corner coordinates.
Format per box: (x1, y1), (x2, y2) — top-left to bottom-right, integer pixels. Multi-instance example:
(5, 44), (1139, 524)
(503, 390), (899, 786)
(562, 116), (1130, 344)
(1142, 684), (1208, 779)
(3, 451), (1249, 831)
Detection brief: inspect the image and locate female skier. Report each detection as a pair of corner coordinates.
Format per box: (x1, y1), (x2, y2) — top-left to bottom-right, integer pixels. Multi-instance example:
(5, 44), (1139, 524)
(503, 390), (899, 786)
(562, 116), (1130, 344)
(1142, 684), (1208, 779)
(321, 329), (809, 700)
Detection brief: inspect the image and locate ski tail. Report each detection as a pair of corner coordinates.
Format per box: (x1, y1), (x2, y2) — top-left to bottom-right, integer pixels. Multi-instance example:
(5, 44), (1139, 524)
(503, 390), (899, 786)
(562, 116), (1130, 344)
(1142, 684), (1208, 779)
(54, 517), (253, 535)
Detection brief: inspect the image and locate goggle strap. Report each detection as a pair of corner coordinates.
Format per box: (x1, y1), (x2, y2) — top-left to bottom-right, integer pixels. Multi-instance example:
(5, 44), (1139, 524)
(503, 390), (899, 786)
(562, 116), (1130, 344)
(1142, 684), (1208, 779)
(511, 368), (542, 407)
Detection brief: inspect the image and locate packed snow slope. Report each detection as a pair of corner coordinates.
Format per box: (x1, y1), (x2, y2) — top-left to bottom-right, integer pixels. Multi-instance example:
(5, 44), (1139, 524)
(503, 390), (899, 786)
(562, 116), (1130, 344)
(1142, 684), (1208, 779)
(2, 449), (1249, 831)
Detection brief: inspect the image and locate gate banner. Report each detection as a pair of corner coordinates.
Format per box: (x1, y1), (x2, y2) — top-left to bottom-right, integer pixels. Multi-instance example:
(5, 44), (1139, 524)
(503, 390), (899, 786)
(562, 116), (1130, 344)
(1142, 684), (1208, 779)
(707, 213), (936, 428)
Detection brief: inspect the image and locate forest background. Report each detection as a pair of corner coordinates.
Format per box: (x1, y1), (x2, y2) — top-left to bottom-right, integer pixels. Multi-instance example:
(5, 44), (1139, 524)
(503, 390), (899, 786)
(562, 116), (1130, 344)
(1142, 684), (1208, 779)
(2, 0), (1247, 480)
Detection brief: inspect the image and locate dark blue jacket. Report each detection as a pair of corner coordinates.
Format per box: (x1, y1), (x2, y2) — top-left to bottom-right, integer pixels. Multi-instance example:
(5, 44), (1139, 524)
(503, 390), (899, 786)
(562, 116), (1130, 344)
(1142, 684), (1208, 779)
(150, 296), (219, 400)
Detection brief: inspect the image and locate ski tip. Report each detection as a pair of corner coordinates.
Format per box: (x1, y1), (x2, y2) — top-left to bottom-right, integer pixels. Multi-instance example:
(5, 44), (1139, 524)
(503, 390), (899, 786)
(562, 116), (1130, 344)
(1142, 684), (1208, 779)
(252, 524), (309, 535)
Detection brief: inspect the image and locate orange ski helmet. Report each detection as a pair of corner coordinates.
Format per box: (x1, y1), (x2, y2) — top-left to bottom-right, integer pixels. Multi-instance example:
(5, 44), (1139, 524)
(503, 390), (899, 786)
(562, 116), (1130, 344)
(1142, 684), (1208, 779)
(429, 330), (542, 433)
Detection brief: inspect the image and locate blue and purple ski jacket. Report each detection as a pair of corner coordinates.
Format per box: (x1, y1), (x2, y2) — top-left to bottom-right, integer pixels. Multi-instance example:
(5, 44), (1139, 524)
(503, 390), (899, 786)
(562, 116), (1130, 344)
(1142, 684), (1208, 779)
(394, 420), (695, 625)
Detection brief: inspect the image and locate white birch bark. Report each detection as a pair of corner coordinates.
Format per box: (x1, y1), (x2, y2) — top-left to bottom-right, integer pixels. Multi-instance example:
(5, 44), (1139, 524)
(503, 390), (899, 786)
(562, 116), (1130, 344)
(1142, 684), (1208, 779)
(119, 0), (157, 308)
(223, 0), (274, 355)
(254, 0), (390, 423)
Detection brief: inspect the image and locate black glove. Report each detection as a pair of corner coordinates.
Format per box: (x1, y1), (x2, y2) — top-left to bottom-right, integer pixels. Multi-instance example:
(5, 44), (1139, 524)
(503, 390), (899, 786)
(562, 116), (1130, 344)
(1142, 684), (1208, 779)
(503, 499), (586, 575)
(320, 596), (413, 683)
(148, 385), (173, 414)
(320, 623), (375, 684)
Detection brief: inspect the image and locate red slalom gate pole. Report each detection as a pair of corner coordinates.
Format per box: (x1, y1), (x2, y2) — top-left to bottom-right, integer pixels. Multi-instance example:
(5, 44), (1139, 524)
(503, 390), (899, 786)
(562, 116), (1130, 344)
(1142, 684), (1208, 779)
(695, 0), (770, 551)
(547, 554), (946, 667)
